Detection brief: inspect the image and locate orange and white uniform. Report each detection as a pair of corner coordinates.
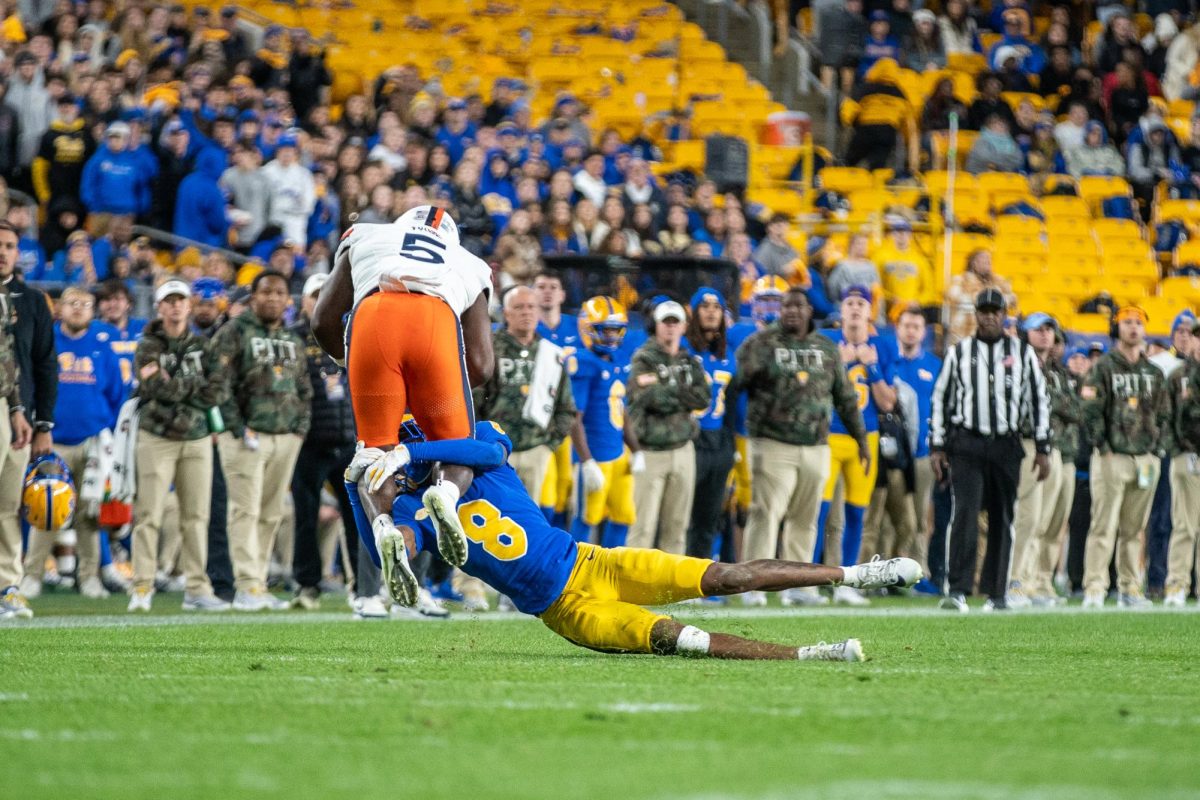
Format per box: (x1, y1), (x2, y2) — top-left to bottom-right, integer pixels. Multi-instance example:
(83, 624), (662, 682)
(339, 205), (492, 447)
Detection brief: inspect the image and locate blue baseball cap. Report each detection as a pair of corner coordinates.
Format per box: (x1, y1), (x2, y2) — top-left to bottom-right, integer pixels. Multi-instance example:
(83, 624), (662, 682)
(446, 97), (467, 111)
(121, 106), (147, 122)
(1067, 345), (1090, 360)
(841, 284), (873, 303)
(689, 286), (727, 311)
(1088, 339), (1108, 354)
(1172, 310), (1196, 333)
(496, 122), (520, 136)
(806, 235), (827, 259)
(237, 109), (260, 124)
(1021, 311), (1056, 332)
(277, 133), (299, 148)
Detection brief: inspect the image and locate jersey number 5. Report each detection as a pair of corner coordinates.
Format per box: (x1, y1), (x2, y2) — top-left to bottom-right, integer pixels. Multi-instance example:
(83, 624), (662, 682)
(400, 232), (447, 264)
(458, 499), (528, 561)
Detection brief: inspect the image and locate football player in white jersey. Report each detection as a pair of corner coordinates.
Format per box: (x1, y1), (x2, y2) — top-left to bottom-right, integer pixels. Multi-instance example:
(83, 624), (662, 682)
(313, 205), (495, 603)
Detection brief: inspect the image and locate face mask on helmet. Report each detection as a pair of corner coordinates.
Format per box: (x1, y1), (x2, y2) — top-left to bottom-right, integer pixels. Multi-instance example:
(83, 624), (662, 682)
(589, 323), (626, 354)
(753, 293), (784, 324)
(22, 455), (76, 532)
(399, 418), (425, 444)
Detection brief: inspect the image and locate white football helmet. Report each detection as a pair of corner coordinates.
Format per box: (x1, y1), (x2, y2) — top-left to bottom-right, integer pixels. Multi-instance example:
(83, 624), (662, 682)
(393, 204), (460, 247)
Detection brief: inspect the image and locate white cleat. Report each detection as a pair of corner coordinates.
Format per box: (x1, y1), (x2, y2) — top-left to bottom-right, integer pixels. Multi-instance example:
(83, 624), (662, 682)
(496, 594), (516, 613)
(1163, 590), (1187, 608)
(1082, 592), (1105, 610)
(842, 555), (923, 590)
(797, 639), (865, 662)
(1117, 593), (1152, 610)
(422, 482), (469, 567)
(375, 515), (419, 607)
(781, 588), (830, 607)
(939, 593), (969, 613)
(182, 593), (231, 612)
(416, 588), (451, 618)
(741, 590), (768, 607)
(833, 585), (871, 606)
(462, 588), (490, 613)
(17, 575), (41, 599)
(351, 594), (388, 619)
(0, 586), (33, 619)
(127, 586), (153, 613)
(79, 576), (110, 599)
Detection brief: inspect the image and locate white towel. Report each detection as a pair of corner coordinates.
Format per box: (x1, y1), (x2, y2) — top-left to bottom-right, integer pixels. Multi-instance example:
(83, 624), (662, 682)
(79, 429), (113, 515)
(522, 338), (565, 431)
(109, 398), (141, 502)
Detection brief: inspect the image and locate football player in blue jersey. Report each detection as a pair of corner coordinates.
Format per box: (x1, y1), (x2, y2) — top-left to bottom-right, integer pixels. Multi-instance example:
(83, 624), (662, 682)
(568, 296), (636, 547)
(683, 287), (737, 561)
(533, 271), (580, 524)
(345, 419), (923, 661)
(817, 286), (898, 606)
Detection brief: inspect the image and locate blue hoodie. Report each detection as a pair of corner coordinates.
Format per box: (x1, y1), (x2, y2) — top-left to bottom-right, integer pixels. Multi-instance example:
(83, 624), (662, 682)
(80, 143), (154, 216)
(173, 146), (230, 248)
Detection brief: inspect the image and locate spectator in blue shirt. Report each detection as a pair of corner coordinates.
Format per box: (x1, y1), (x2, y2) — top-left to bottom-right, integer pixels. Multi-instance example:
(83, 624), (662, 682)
(174, 145), (231, 248)
(859, 11), (903, 77)
(79, 122), (155, 220)
(35, 230), (107, 285)
(435, 97), (477, 166)
(6, 202), (46, 279)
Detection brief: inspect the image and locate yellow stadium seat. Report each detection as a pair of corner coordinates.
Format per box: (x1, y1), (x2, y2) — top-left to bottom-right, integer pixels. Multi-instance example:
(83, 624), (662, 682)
(1078, 176), (1133, 214)
(994, 252), (1047, 277)
(1167, 116), (1193, 146)
(947, 52), (987, 75)
(1092, 218), (1143, 240)
(1041, 194), (1090, 221)
(1162, 275), (1200, 303)
(1070, 313), (1114, 334)
(930, 130), (978, 170)
(1098, 237), (1152, 260)
(978, 171), (1030, 195)
(1158, 199), (1200, 226)
(994, 215), (1045, 238)
(923, 170), (979, 197)
(994, 232), (1048, 256)
(1176, 240), (1200, 270)
(1000, 92), (1044, 113)
(817, 167), (874, 195)
(1168, 99), (1196, 119)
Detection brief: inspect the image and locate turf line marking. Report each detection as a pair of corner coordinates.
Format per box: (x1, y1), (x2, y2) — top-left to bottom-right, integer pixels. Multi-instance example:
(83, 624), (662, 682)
(6, 602), (1193, 630)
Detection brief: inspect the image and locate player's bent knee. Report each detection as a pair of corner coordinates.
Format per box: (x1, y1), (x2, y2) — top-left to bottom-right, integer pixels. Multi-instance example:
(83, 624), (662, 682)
(700, 562), (752, 596)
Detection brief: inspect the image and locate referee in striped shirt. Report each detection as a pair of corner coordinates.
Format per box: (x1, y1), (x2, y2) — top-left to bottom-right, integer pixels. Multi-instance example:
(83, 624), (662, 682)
(930, 288), (1051, 612)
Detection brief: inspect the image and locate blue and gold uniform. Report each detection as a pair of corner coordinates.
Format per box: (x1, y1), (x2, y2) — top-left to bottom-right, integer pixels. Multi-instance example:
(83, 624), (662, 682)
(816, 327), (894, 566)
(536, 313), (579, 521)
(569, 298), (635, 545)
(350, 421), (713, 653)
(98, 318), (146, 392)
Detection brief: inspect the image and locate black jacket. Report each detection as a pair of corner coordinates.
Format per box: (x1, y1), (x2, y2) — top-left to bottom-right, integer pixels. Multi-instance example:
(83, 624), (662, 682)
(4, 276), (57, 425)
(291, 316), (355, 449)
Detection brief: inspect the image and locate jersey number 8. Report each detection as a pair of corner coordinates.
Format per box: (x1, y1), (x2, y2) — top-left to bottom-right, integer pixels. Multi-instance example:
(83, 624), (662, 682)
(400, 232), (447, 264)
(458, 499), (528, 561)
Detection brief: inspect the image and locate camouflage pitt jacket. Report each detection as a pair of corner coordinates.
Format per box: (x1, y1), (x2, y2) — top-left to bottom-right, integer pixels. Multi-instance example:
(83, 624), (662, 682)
(209, 310), (312, 438)
(627, 338), (711, 451)
(134, 320), (217, 440)
(1022, 358), (1082, 460)
(1169, 358), (1200, 455)
(1081, 349), (1171, 457)
(0, 284), (22, 412)
(472, 330), (577, 453)
(729, 324), (867, 448)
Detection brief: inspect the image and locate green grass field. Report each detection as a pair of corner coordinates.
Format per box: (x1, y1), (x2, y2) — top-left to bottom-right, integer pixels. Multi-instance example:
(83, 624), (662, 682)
(4, 595), (1199, 800)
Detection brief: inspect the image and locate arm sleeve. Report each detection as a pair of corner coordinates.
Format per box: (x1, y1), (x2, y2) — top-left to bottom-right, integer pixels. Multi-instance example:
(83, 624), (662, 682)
(404, 437), (509, 472)
(31, 294), (57, 424)
(207, 325), (241, 434)
(930, 343), (957, 450)
(294, 348), (313, 438)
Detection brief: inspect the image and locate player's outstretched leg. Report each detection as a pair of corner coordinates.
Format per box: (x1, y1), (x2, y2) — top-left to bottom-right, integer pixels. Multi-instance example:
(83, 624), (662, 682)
(376, 516), (418, 607)
(699, 555), (923, 597)
(649, 619), (864, 662)
(421, 464), (472, 567)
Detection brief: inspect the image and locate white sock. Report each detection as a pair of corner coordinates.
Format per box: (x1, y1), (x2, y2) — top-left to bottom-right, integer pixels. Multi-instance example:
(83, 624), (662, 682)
(840, 565), (858, 587)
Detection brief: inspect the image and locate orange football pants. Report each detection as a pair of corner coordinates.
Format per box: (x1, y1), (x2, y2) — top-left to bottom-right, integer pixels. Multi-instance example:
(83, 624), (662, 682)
(347, 292), (474, 446)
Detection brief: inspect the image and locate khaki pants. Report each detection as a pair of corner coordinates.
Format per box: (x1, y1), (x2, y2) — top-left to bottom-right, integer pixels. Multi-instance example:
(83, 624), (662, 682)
(911, 456), (934, 573)
(0, 402), (30, 588)
(1010, 439), (1044, 590)
(23, 440), (100, 583)
(218, 431), (302, 593)
(510, 445), (553, 500)
(628, 441), (695, 554)
(744, 438), (830, 563)
(131, 432), (213, 595)
(1021, 456), (1075, 597)
(1084, 452), (1159, 596)
(862, 468), (917, 561)
(1166, 454), (1200, 595)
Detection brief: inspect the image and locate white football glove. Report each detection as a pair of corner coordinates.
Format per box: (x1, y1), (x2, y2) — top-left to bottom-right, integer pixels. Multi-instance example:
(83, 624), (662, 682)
(630, 451), (647, 474)
(366, 446), (412, 493)
(581, 458), (606, 494)
(345, 445), (385, 483)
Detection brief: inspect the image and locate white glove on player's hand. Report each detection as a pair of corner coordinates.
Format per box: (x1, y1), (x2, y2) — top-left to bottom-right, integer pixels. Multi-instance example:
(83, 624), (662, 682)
(366, 446), (412, 493)
(630, 451), (647, 474)
(581, 459), (606, 494)
(346, 446), (385, 483)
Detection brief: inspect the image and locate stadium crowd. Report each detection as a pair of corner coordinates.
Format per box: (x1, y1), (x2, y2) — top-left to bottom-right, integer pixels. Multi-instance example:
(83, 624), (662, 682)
(0, 0), (1199, 622)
